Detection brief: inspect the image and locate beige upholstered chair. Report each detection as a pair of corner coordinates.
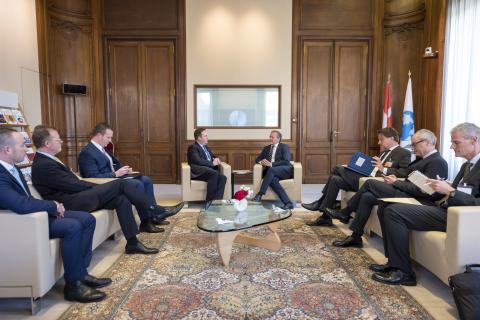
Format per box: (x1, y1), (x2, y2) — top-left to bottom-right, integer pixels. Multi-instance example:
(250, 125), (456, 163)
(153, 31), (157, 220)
(253, 162), (302, 202)
(181, 162), (232, 202)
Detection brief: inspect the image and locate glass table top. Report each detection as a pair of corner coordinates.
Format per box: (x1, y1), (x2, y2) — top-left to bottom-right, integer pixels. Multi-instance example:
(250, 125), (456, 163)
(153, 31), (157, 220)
(197, 200), (292, 233)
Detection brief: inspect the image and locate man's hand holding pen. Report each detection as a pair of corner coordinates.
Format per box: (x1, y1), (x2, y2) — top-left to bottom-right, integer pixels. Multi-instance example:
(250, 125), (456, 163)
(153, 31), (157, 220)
(425, 175), (455, 194)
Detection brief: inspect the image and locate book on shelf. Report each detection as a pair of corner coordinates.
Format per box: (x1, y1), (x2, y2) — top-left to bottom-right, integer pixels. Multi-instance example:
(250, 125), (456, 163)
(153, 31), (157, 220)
(0, 112), (7, 124)
(2, 108), (17, 124)
(12, 109), (26, 124)
(26, 147), (35, 162)
(20, 131), (31, 144)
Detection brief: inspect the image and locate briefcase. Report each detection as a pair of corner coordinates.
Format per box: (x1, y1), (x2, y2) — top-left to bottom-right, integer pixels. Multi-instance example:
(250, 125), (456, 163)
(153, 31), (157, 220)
(449, 264), (480, 320)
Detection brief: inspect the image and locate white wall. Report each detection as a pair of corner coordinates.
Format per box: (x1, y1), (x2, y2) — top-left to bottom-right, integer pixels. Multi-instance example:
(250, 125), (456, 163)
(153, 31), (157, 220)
(0, 0), (42, 127)
(186, 0), (292, 140)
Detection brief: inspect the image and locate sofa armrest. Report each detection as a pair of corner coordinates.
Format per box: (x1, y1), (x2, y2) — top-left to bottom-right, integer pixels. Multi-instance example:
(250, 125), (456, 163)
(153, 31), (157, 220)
(0, 210), (56, 297)
(445, 206), (480, 274)
(253, 164), (263, 194)
(219, 162), (232, 199)
(292, 162), (302, 184)
(81, 177), (117, 184)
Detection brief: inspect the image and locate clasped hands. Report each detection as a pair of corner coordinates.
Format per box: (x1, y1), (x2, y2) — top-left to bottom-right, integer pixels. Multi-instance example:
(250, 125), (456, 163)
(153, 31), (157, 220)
(212, 158), (221, 166)
(54, 201), (65, 219)
(260, 159), (272, 167)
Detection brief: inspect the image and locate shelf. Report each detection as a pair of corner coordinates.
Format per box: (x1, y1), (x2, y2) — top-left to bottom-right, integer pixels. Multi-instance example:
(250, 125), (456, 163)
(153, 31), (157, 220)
(0, 123), (29, 128)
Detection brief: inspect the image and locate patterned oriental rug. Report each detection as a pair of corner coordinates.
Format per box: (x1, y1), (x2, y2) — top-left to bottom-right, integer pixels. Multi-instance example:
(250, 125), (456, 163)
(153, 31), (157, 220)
(60, 209), (432, 320)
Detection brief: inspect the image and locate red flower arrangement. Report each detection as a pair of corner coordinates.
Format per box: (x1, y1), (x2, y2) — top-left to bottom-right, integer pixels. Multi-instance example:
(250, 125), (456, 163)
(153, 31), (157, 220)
(234, 189), (248, 201)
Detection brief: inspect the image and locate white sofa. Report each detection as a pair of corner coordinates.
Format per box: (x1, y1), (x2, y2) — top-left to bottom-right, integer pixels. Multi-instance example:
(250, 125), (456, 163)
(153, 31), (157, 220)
(181, 162), (232, 202)
(341, 177), (480, 284)
(0, 181), (121, 313)
(253, 162), (303, 202)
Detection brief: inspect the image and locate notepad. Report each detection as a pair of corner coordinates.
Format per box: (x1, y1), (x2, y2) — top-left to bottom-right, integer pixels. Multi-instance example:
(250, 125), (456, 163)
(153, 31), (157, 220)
(345, 151), (375, 176)
(407, 170), (435, 195)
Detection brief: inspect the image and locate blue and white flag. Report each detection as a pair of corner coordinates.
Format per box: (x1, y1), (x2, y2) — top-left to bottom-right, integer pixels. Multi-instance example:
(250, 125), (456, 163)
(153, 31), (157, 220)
(400, 72), (414, 148)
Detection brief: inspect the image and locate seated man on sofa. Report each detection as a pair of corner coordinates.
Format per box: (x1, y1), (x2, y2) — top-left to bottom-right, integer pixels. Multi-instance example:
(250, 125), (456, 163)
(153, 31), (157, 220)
(0, 128), (111, 303)
(303, 127), (411, 226)
(187, 127), (227, 209)
(78, 122), (170, 228)
(370, 122), (480, 286)
(253, 130), (293, 210)
(31, 125), (183, 255)
(326, 129), (448, 248)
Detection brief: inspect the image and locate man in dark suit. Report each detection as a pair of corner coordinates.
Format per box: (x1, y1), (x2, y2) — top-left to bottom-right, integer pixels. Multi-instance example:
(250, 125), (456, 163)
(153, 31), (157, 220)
(303, 127), (411, 226)
(253, 130), (293, 210)
(187, 128), (227, 208)
(31, 125), (183, 255)
(78, 122), (170, 229)
(326, 129), (448, 248)
(0, 128), (111, 303)
(371, 122), (480, 286)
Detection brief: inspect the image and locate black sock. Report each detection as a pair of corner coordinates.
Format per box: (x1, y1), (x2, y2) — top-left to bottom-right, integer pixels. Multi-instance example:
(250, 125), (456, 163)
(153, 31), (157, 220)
(127, 236), (139, 246)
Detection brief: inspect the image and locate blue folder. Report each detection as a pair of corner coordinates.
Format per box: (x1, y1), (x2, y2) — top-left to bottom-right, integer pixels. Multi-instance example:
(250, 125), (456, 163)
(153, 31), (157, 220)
(345, 151), (375, 176)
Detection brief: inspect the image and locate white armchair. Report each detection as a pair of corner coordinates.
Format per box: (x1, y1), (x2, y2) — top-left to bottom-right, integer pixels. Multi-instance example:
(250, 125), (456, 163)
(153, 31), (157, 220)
(181, 162), (232, 202)
(253, 162), (302, 202)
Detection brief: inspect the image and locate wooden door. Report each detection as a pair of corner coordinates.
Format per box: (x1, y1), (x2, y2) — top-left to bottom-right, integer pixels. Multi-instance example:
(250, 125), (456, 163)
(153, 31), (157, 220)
(300, 40), (368, 183)
(107, 40), (177, 182)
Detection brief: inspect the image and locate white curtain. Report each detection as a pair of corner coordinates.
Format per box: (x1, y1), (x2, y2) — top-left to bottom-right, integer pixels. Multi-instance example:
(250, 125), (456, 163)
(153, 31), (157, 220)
(441, 0), (480, 180)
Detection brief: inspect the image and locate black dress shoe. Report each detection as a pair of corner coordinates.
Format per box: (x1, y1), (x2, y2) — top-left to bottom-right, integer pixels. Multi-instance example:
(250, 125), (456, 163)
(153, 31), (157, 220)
(369, 263), (393, 273)
(152, 217), (170, 225)
(139, 220), (165, 233)
(332, 235), (363, 248)
(372, 269), (417, 286)
(253, 193), (263, 202)
(64, 281), (106, 303)
(83, 274), (112, 288)
(152, 202), (184, 220)
(324, 207), (352, 224)
(301, 200), (320, 211)
(280, 202), (294, 210)
(306, 215), (333, 226)
(125, 242), (159, 255)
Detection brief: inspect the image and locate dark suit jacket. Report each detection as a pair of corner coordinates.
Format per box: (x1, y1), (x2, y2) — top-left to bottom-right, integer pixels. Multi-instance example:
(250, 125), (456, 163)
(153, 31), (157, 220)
(392, 151), (449, 201)
(187, 142), (218, 179)
(78, 142), (121, 178)
(255, 143), (292, 167)
(381, 146), (412, 177)
(448, 160), (480, 206)
(0, 164), (57, 216)
(32, 153), (96, 204)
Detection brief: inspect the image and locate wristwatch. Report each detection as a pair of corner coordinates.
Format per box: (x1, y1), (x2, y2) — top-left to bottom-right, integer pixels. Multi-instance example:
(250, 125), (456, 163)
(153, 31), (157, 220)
(449, 190), (456, 198)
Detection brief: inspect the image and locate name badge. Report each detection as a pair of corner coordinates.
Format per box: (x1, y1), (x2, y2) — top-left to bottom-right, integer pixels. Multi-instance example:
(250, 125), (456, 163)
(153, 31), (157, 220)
(457, 184), (473, 195)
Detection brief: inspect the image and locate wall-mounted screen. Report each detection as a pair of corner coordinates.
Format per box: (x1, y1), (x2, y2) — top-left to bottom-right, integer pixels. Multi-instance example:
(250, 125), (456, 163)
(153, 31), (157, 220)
(194, 85), (280, 128)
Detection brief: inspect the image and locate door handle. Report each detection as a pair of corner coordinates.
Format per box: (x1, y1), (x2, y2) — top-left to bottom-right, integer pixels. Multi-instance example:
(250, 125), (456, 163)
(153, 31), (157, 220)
(330, 130), (341, 142)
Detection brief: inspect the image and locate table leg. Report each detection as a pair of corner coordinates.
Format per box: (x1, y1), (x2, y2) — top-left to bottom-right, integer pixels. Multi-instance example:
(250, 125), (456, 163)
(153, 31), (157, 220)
(217, 230), (240, 266)
(235, 222), (282, 251)
(231, 173), (235, 197)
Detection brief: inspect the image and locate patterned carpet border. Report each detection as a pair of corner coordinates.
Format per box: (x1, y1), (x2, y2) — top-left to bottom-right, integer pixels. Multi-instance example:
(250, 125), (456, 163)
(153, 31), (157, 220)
(59, 209), (433, 320)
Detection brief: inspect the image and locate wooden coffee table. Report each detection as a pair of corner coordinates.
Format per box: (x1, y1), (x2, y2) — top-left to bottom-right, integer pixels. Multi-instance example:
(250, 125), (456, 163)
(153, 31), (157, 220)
(197, 201), (292, 266)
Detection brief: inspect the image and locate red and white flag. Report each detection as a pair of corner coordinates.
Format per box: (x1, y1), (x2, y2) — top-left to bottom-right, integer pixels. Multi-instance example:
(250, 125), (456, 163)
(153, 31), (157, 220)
(382, 75), (392, 128)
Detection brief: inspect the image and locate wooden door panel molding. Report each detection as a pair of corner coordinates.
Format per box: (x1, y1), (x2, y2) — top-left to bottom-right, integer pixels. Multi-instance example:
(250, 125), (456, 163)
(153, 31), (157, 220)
(146, 153), (175, 180)
(302, 41), (333, 146)
(304, 153), (331, 182)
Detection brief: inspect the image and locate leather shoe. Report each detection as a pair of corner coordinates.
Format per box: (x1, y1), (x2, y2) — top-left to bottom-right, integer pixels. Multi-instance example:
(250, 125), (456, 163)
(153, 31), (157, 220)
(301, 200), (320, 211)
(83, 274), (112, 288)
(125, 241), (159, 255)
(280, 202), (294, 210)
(64, 281), (106, 303)
(371, 269), (417, 286)
(139, 219), (165, 233)
(332, 235), (363, 248)
(306, 215), (333, 226)
(253, 193), (263, 202)
(152, 202), (184, 220)
(369, 263), (393, 273)
(152, 217), (170, 225)
(324, 207), (351, 224)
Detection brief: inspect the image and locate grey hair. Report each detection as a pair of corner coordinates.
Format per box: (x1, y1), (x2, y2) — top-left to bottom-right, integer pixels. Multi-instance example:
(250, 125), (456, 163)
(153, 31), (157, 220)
(450, 122), (480, 139)
(0, 128), (16, 149)
(415, 129), (437, 146)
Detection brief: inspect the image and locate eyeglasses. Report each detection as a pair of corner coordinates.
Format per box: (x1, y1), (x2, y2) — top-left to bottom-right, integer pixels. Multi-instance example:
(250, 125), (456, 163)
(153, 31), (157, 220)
(411, 139), (426, 147)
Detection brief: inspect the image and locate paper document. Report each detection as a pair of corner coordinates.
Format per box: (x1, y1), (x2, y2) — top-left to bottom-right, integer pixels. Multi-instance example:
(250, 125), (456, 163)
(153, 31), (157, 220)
(379, 198), (422, 205)
(407, 170), (435, 195)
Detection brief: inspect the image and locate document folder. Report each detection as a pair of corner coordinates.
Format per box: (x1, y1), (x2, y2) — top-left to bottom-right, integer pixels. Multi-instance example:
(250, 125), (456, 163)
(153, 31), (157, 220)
(345, 151), (375, 176)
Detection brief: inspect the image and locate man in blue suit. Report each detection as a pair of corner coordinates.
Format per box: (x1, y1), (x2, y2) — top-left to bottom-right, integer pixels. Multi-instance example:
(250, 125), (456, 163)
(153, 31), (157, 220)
(0, 128), (111, 303)
(78, 123), (172, 232)
(253, 130), (293, 209)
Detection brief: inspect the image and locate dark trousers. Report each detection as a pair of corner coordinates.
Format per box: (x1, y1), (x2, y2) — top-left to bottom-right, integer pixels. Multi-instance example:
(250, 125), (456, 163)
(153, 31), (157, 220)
(380, 203), (447, 275)
(347, 179), (409, 237)
(318, 165), (361, 211)
(193, 168), (227, 201)
(126, 175), (156, 217)
(260, 165), (292, 205)
(61, 179), (156, 239)
(48, 210), (95, 282)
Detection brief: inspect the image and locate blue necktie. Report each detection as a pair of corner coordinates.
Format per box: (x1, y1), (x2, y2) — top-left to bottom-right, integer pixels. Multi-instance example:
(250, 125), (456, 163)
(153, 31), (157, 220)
(201, 145), (211, 161)
(10, 167), (28, 195)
